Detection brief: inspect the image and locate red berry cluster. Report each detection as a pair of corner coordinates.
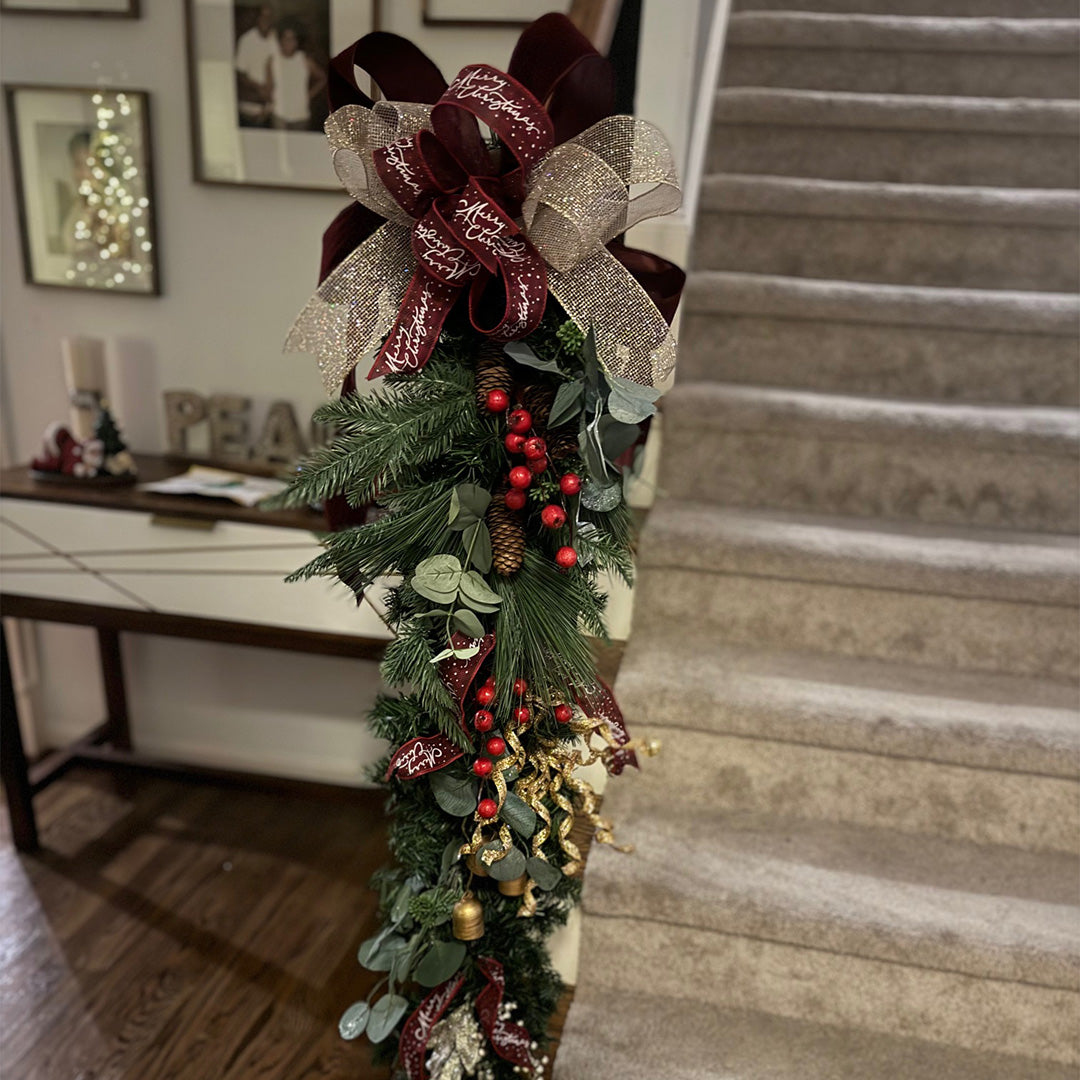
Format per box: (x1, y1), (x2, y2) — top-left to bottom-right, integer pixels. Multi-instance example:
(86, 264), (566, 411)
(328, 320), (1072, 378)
(471, 673), (535, 818)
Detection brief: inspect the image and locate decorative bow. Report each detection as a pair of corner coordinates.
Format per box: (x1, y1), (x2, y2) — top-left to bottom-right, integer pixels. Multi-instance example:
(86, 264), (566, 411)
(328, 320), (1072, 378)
(286, 16), (683, 395)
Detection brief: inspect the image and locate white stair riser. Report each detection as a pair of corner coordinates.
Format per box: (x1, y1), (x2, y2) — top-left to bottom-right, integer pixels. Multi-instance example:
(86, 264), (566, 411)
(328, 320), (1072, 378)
(661, 425), (1080, 533)
(624, 727), (1078, 852)
(722, 47), (1078, 100)
(578, 917), (1079, 1065)
(678, 313), (1080, 407)
(636, 570), (1078, 681)
(708, 124), (1080, 188)
(693, 213), (1079, 292)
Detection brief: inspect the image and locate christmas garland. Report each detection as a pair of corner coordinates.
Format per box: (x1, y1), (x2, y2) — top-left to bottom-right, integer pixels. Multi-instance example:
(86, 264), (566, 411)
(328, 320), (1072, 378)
(277, 16), (683, 1079)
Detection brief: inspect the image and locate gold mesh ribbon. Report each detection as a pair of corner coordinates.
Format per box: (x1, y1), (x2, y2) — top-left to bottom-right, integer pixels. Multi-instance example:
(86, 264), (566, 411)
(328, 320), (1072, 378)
(286, 102), (681, 393)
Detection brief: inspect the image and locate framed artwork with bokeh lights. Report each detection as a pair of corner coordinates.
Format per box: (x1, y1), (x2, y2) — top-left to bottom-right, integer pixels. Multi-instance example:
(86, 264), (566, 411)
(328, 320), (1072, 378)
(5, 84), (160, 295)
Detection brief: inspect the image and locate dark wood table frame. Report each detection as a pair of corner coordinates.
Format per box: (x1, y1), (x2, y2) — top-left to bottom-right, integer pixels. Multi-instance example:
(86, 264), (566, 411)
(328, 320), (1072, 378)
(0, 455), (386, 853)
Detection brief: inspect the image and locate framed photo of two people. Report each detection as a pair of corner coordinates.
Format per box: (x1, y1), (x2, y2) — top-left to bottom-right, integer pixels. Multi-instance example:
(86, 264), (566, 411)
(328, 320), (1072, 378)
(185, 0), (378, 192)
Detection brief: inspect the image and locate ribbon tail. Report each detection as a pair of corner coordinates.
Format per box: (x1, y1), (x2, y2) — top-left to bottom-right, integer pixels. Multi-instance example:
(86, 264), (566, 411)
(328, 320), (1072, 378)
(399, 973), (467, 1080)
(547, 247), (677, 389)
(285, 221), (413, 395)
(368, 269), (460, 380)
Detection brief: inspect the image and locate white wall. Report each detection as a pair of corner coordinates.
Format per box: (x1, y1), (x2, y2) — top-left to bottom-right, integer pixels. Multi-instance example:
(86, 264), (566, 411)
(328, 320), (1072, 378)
(0, 0), (698, 786)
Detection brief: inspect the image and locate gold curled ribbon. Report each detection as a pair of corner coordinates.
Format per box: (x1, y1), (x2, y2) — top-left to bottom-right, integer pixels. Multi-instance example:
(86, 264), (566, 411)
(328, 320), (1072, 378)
(286, 101), (681, 394)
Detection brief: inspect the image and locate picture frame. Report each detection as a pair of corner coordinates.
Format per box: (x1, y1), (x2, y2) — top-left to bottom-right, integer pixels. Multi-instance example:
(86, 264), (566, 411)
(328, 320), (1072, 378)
(422, 0), (569, 28)
(0, 0), (139, 16)
(185, 0), (379, 193)
(5, 84), (161, 295)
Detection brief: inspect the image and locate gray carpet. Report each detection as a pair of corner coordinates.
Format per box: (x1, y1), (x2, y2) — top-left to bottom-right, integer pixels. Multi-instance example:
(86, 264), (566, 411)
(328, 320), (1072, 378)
(553, 0), (1080, 1076)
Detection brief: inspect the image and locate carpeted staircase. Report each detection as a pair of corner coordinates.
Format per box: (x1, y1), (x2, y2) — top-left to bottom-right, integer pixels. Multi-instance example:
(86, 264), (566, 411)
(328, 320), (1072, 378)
(554, 2), (1080, 1077)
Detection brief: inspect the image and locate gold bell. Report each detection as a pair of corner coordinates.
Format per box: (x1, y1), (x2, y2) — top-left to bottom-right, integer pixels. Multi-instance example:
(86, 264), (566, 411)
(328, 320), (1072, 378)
(497, 872), (529, 897)
(452, 892), (485, 941)
(466, 852), (488, 877)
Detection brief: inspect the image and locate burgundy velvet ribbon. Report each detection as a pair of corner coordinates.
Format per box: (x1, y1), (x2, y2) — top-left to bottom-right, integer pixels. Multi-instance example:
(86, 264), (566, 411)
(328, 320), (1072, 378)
(574, 678), (639, 774)
(385, 733), (464, 781)
(438, 632), (496, 734)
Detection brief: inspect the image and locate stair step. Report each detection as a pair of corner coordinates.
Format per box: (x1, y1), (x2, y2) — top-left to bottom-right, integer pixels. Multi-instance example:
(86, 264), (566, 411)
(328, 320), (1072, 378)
(679, 271), (1080, 405)
(695, 176), (1079, 291)
(723, 14), (1080, 99)
(570, 913), (1077, 1065)
(660, 382), (1080, 533)
(615, 625), (1080, 776)
(732, 0), (1080, 16)
(586, 809), (1079, 987)
(710, 89), (1080, 186)
(554, 994), (1078, 1080)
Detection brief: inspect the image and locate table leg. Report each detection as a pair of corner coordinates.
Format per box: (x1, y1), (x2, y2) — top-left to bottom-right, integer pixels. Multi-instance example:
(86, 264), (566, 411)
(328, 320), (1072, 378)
(1, 622), (39, 852)
(97, 627), (131, 751)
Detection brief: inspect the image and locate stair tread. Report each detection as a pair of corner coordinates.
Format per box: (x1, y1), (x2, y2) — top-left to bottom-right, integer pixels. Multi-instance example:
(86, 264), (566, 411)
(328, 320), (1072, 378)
(727, 12), (1080, 54)
(638, 500), (1079, 604)
(682, 270), (1080, 333)
(554, 993), (1077, 1080)
(584, 807), (1079, 987)
(699, 174), (1080, 225)
(614, 627), (1080, 776)
(663, 381), (1080, 453)
(713, 86), (1080, 133)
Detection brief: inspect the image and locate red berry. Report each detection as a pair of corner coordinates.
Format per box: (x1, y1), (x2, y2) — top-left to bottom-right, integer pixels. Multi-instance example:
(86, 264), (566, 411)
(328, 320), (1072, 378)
(555, 546), (578, 569)
(508, 466), (532, 490)
(477, 798), (499, 819)
(504, 489), (527, 511)
(512, 677), (528, 696)
(527, 455), (548, 474)
(485, 389), (510, 413)
(473, 709), (494, 732)
(554, 704), (574, 723)
(523, 437), (547, 461)
(484, 675), (496, 686)
(486, 736), (506, 757)
(504, 433), (525, 454)
(559, 473), (581, 495)
(473, 757), (493, 778)
(514, 706), (531, 724)
(507, 408), (532, 434)
(476, 685), (496, 706)
(540, 504), (567, 529)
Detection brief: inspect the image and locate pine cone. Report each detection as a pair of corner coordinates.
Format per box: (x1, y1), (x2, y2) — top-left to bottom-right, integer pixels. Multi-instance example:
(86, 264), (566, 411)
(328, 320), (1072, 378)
(487, 498), (526, 576)
(547, 426), (579, 461)
(520, 384), (556, 431)
(474, 341), (514, 408)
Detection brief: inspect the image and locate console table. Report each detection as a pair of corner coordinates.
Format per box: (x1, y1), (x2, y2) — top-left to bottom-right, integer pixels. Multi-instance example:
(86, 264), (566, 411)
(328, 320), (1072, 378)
(0, 454), (389, 852)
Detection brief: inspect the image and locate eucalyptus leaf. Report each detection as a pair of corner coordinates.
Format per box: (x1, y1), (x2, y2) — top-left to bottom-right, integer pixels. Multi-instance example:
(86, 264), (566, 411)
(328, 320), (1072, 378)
(607, 381), (658, 424)
(449, 484), (491, 531)
(360, 933), (409, 972)
(451, 644), (481, 659)
(414, 940), (468, 988)
(356, 925), (392, 966)
(582, 327), (601, 390)
(452, 608), (485, 639)
(459, 570), (502, 609)
(440, 840), (462, 879)
(486, 845), (527, 881)
(429, 647), (457, 664)
(526, 856), (564, 892)
(390, 884), (413, 925)
(463, 520), (492, 574)
(548, 380), (585, 429)
(431, 769), (479, 816)
(447, 487), (461, 527)
(411, 554), (464, 603)
(500, 791), (537, 838)
(338, 1001), (370, 1041)
(599, 415), (641, 461)
(504, 341), (561, 373)
(367, 993), (410, 1043)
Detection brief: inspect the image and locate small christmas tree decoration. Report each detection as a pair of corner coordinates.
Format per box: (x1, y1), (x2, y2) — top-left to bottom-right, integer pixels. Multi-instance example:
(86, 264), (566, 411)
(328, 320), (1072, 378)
(487, 499), (526, 577)
(503, 489), (526, 511)
(507, 466), (531, 490)
(507, 409), (532, 435)
(477, 798), (499, 820)
(555, 546), (578, 569)
(497, 873), (530, 898)
(559, 473), (581, 495)
(484, 389), (510, 413)
(473, 709), (495, 732)
(452, 893), (485, 940)
(504, 433), (526, 454)
(554, 704), (573, 723)
(540, 505), (566, 529)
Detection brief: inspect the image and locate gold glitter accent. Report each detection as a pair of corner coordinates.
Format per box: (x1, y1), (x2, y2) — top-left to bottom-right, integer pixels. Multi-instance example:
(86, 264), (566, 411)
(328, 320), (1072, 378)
(426, 1004), (486, 1079)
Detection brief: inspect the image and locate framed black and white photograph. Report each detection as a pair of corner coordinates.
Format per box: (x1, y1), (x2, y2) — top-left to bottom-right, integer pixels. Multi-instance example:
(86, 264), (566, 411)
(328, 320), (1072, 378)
(5, 85), (160, 295)
(0, 0), (138, 14)
(422, 0), (568, 27)
(185, 0), (378, 192)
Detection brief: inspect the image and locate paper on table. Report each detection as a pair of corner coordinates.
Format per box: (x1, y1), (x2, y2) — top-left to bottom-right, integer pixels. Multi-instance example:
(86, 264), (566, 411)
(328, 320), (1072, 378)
(138, 466), (287, 508)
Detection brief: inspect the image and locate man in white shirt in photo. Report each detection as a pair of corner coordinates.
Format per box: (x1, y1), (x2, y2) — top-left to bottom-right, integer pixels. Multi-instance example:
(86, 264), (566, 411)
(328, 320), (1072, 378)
(235, 3), (277, 128)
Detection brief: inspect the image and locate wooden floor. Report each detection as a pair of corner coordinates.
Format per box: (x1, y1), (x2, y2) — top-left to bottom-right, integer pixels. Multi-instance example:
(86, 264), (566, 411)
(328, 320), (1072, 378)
(1, 768), (402, 1080)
